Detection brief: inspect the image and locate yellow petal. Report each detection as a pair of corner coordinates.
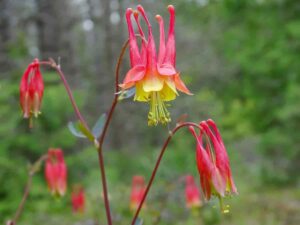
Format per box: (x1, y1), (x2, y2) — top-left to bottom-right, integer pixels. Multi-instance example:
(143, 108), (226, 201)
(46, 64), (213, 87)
(142, 72), (164, 92)
(174, 73), (193, 95)
(165, 77), (178, 95)
(160, 83), (177, 101)
(134, 81), (150, 102)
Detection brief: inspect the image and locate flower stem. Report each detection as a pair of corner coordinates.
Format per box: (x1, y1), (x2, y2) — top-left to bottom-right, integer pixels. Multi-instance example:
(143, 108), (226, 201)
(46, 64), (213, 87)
(98, 39), (129, 147)
(40, 38), (129, 225)
(11, 154), (47, 225)
(39, 60), (90, 131)
(131, 122), (201, 225)
(93, 40), (129, 225)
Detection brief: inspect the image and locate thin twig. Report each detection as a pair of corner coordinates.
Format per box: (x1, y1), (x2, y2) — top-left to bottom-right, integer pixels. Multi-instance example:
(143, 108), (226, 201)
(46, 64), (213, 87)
(98, 39), (129, 147)
(131, 122), (201, 225)
(11, 154), (47, 225)
(39, 60), (90, 131)
(93, 39), (129, 225)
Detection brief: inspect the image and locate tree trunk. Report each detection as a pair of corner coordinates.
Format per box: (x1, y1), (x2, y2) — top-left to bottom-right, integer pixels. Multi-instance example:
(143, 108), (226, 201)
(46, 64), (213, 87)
(35, 0), (77, 81)
(0, 0), (12, 74)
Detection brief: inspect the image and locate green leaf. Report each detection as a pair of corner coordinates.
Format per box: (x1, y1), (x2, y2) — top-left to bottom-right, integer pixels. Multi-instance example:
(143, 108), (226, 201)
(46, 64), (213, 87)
(134, 218), (143, 225)
(68, 121), (94, 142)
(117, 88), (136, 101)
(67, 121), (86, 138)
(78, 122), (95, 142)
(92, 113), (106, 139)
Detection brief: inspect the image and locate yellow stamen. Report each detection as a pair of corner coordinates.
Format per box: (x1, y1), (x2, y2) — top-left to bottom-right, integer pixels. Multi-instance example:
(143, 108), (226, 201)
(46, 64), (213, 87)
(218, 195), (230, 214)
(148, 92), (171, 126)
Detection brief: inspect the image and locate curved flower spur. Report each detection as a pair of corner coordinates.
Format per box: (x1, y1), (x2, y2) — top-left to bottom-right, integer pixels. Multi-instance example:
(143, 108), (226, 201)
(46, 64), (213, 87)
(120, 5), (192, 126)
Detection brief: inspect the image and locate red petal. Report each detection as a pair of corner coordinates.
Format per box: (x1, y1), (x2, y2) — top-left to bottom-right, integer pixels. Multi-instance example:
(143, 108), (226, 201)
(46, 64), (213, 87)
(20, 64), (33, 117)
(206, 119), (225, 148)
(133, 11), (147, 63)
(174, 74), (192, 95)
(201, 121), (238, 194)
(164, 5), (176, 66)
(126, 8), (142, 67)
(189, 126), (215, 200)
(138, 5), (158, 72)
(211, 167), (226, 197)
(121, 65), (145, 89)
(157, 64), (177, 76)
(156, 15), (166, 65)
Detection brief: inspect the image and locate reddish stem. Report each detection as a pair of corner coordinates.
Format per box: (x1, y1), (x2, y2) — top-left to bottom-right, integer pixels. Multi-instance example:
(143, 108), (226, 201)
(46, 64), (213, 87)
(39, 61), (90, 131)
(131, 122), (201, 225)
(94, 40), (129, 225)
(98, 40), (129, 147)
(39, 37), (130, 225)
(39, 40), (128, 225)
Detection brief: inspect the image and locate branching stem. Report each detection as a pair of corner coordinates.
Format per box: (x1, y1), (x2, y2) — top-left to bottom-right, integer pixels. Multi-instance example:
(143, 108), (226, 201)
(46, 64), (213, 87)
(40, 39), (129, 225)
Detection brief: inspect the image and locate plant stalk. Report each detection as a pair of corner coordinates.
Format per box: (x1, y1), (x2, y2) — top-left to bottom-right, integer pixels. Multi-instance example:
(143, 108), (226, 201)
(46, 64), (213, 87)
(131, 122), (201, 225)
(12, 154), (47, 225)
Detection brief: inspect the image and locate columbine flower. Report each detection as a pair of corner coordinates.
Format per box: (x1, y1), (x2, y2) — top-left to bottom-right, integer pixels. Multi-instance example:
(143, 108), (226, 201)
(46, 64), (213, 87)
(20, 58), (44, 119)
(120, 5), (192, 126)
(72, 185), (85, 213)
(130, 175), (146, 211)
(189, 120), (237, 213)
(45, 148), (67, 197)
(185, 175), (202, 209)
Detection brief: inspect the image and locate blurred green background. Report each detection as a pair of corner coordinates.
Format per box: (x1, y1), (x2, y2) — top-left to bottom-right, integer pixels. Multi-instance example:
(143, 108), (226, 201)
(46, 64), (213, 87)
(0, 0), (299, 224)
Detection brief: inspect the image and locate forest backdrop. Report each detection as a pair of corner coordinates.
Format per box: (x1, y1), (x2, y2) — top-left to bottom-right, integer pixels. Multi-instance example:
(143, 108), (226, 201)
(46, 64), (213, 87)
(0, 0), (299, 224)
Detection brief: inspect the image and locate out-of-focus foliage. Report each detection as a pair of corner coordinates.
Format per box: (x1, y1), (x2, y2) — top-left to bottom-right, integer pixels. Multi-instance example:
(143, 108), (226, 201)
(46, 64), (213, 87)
(174, 0), (300, 184)
(0, 0), (300, 224)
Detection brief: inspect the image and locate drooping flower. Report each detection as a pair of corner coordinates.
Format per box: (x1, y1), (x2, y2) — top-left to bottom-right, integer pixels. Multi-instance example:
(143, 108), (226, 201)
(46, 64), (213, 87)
(20, 58), (44, 119)
(130, 175), (146, 211)
(45, 148), (67, 197)
(189, 120), (237, 213)
(201, 120), (238, 194)
(120, 5), (192, 126)
(71, 185), (85, 213)
(185, 175), (202, 209)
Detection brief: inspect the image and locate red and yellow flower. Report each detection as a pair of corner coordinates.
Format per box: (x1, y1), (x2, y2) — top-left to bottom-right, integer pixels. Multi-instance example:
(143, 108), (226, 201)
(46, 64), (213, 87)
(45, 148), (67, 197)
(19, 58), (44, 119)
(189, 119), (237, 213)
(120, 5), (192, 126)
